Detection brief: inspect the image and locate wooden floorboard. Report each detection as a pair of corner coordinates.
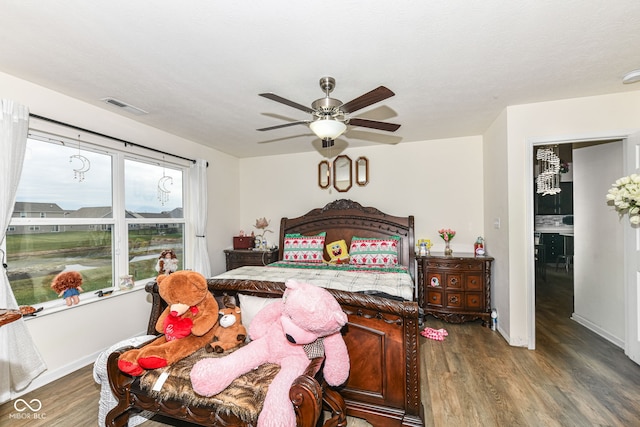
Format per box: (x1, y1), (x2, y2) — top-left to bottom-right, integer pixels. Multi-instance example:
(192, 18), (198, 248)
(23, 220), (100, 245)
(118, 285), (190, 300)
(1, 267), (639, 426)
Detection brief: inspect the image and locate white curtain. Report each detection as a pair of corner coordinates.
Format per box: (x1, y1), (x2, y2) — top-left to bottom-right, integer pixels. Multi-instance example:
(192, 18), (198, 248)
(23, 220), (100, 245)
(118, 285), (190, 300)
(0, 100), (46, 402)
(189, 159), (211, 277)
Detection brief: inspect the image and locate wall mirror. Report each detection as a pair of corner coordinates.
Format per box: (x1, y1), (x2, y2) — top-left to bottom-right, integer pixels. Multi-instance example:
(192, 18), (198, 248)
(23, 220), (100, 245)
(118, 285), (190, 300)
(318, 160), (330, 189)
(355, 156), (369, 186)
(333, 155), (352, 192)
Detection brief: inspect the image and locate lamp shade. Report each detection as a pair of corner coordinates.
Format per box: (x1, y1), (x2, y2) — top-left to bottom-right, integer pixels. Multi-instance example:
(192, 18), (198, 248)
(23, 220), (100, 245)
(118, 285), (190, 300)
(309, 118), (347, 140)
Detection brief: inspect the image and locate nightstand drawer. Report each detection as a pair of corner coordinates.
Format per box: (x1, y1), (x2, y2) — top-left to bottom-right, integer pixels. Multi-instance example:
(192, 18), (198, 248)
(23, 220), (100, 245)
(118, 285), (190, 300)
(445, 292), (463, 309)
(446, 274), (463, 289)
(426, 290), (443, 307)
(466, 292), (483, 309)
(466, 274), (483, 291)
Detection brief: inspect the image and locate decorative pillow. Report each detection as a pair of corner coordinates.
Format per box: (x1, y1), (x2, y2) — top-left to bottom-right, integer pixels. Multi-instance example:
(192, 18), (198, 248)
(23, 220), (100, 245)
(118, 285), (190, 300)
(349, 236), (400, 266)
(282, 232), (326, 263)
(326, 239), (349, 263)
(237, 294), (281, 334)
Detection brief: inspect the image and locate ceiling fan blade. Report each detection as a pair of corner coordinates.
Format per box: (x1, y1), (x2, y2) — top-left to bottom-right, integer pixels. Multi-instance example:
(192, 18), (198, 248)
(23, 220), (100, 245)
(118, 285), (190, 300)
(340, 86), (395, 114)
(257, 121), (310, 131)
(259, 93), (315, 114)
(348, 118), (400, 132)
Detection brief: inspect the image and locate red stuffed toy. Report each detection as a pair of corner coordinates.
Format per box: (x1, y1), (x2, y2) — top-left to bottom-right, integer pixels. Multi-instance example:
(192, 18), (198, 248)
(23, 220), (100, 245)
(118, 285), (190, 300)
(118, 270), (219, 376)
(190, 279), (350, 427)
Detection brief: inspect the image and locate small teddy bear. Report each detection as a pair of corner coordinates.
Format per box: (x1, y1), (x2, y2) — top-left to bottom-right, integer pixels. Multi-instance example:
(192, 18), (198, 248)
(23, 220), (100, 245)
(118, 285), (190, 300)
(51, 271), (84, 306)
(207, 304), (247, 353)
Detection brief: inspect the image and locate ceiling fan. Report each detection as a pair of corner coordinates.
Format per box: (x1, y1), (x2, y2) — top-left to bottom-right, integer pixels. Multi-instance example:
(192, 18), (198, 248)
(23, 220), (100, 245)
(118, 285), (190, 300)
(257, 77), (400, 147)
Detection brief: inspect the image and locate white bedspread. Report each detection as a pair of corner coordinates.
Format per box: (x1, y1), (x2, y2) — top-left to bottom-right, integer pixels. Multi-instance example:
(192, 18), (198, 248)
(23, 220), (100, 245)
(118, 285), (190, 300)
(212, 265), (415, 301)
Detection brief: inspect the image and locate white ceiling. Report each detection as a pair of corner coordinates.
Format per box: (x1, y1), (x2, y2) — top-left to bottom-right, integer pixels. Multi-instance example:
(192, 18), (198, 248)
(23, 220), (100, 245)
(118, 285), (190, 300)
(1, 1), (639, 158)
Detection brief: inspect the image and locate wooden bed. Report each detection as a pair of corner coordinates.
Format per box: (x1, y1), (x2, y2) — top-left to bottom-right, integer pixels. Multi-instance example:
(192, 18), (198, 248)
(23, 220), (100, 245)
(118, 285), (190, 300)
(211, 199), (423, 427)
(106, 199), (423, 427)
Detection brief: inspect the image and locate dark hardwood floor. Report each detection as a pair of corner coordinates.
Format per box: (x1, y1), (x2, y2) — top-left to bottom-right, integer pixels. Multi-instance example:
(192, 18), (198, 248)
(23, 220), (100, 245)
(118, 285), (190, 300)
(2, 267), (639, 426)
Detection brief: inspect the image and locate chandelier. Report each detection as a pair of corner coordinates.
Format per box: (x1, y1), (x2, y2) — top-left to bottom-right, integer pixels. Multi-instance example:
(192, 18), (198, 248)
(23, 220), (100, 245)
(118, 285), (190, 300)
(536, 146), (561, 196)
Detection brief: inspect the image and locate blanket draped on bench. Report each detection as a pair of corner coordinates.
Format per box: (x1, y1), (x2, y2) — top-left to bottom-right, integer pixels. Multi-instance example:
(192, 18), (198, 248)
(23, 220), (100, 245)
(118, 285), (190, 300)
(138, 346), (280, 423)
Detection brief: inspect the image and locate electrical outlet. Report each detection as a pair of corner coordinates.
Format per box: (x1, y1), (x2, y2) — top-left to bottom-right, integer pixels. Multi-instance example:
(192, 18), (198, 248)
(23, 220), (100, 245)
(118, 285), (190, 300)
(493, 217), (501, 229)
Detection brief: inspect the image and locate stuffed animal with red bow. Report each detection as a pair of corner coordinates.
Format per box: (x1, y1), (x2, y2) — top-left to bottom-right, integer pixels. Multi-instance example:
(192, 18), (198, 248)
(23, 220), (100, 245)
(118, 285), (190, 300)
(117, 270), (218, 376)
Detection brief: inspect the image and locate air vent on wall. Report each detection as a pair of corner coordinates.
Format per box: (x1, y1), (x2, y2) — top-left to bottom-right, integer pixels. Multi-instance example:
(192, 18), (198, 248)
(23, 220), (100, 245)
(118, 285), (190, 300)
(101, 97), (148, 115)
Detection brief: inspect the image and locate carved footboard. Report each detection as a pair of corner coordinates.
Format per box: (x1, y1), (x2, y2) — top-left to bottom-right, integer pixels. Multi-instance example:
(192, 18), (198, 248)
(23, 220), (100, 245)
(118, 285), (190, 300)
(201, 279), (425, 427)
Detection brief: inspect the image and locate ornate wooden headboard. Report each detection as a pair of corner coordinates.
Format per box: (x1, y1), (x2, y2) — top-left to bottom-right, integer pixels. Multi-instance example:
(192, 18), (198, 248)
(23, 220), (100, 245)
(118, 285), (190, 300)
(279, 199), (416, 282)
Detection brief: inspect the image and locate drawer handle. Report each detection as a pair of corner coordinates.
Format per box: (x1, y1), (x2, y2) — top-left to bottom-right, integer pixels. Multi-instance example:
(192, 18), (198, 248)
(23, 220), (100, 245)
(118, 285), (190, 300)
(470, 279), (477, 285)
(449, 296), (458, 303)
(470, 298), (477, 304)
(449, 278), (458, 285)
(432, 296), (438, 301)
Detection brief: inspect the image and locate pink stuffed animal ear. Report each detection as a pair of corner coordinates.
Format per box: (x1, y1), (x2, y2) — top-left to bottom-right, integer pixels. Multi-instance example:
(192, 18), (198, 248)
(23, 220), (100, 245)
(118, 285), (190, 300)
(333, 309), (348, 327)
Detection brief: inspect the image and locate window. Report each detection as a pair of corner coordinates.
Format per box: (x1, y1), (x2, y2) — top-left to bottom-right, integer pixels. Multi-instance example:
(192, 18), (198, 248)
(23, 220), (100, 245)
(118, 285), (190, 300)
(7, 131), (188, 306)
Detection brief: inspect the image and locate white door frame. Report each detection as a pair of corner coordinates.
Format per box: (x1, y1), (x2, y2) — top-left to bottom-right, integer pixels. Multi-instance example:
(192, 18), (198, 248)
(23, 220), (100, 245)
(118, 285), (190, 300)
(623, 132), (640, 364)
(526, 130), (638, 351)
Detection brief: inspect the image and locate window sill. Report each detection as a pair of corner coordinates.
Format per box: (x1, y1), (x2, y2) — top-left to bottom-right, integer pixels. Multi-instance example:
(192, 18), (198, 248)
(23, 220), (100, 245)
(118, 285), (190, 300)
(22, 281), (152, 320)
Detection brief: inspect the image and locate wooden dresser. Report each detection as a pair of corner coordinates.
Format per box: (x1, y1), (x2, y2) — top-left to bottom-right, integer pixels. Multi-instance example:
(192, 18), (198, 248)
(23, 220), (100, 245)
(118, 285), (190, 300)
(224, 248), (279, 271)
(417, 253), (493, 326)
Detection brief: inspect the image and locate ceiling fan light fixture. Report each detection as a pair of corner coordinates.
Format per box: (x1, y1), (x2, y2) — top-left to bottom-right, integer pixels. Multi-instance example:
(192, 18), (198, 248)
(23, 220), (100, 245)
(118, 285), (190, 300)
(622, 69), (640, 84)
(309, 118), (347, 140)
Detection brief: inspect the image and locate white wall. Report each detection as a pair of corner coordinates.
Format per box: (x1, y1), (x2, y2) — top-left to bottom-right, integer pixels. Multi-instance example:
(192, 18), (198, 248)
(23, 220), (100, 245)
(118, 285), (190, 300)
(0, 71), (240, 399)
(482, 110), (510, 337)
(237, 136), (486, 255)
(490, 90), (640, 346)
(572, 141), (625, 345)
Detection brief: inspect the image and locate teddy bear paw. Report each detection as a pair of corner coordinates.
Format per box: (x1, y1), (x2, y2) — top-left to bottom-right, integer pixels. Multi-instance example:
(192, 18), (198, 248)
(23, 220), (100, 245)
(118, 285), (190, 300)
(206, 344), (224, 353)
(138, 356), (168, 370)
(118, 359), (144, 376)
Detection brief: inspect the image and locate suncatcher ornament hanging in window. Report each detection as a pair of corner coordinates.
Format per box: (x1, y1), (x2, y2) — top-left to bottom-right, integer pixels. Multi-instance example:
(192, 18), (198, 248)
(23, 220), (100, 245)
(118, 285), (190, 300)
(157, 157), (173, 206)
(69, 134), (91, 181)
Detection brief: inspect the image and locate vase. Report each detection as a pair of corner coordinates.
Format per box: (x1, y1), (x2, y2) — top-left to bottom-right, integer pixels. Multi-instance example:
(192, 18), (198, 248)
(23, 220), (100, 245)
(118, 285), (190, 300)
(444, 241), (452, 256)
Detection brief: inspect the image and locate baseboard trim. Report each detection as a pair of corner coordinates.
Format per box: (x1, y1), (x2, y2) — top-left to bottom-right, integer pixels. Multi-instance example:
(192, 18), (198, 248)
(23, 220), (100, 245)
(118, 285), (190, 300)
(571, 313), (624, 348)
(7, 330), (148, 401)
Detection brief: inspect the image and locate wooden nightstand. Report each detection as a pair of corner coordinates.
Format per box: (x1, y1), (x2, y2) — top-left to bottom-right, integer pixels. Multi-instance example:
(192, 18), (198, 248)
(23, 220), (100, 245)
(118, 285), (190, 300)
(417, 253), (493, 326)
(224, 248), (279, 271)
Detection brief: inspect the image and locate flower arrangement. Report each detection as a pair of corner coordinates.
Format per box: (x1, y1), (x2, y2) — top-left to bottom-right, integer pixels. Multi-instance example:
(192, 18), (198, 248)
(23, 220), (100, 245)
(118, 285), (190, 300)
(606, 174), (640, 224)
(560, 161), (570, 174)
(417, 239), (433, 249)
(253, 217), (273, 245)
(438, 228), (456, 242)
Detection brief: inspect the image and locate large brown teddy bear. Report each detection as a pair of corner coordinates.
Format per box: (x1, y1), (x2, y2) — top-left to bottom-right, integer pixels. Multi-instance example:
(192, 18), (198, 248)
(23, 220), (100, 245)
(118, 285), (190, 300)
(118, 270), (219, 376)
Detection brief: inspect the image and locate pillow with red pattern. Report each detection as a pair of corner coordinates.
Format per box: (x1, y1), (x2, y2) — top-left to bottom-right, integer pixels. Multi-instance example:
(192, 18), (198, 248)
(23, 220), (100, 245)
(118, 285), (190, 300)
(349, 236), (400, 266)
(282, 232), (326, 263)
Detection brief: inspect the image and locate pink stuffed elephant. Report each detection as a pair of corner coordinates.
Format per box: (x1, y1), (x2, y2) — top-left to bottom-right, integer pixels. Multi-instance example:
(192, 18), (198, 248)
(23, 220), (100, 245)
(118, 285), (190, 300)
(190, 279), (350, 427)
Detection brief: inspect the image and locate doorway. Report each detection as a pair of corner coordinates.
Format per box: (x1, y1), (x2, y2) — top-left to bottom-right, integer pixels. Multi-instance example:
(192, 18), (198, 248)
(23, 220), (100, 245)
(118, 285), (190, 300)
(530, 138), (626, 350)
(533, 143), (575, 335)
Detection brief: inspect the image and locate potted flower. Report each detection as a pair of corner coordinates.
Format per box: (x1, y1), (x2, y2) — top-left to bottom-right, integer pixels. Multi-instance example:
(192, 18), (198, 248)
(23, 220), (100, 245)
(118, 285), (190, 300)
(253, 217), (273, 250)
(438, 228), (456, 256)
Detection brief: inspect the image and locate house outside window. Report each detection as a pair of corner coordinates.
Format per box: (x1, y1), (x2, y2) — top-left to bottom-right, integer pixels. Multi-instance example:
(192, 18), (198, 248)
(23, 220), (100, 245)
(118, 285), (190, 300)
(7, 132), (187, 306)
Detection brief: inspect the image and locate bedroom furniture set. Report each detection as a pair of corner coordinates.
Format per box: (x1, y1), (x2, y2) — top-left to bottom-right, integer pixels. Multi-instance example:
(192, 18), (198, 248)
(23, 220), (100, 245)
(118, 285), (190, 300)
(104, 199), (490, 426)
